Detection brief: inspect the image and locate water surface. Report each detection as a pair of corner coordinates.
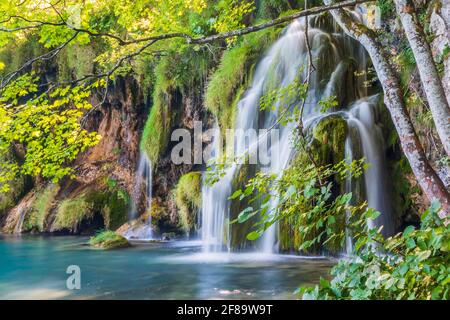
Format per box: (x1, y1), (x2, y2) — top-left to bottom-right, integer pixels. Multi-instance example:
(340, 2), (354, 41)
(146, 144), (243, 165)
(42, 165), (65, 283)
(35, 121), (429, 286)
(0, 235), (333, 299)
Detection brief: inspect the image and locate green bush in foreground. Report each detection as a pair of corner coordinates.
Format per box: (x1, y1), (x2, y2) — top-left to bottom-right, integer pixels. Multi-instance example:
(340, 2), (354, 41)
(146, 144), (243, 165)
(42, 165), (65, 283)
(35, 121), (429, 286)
(89, 230), (130, 249)
(299, 202), (450, 300)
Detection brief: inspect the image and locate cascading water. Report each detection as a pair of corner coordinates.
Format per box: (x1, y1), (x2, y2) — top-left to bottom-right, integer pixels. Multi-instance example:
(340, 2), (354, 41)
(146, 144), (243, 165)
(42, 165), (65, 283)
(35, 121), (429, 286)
(345, 96), (394, 236)
(201, 125), (232, 252)
(201, 12), (394, 254)
(124, 152), (153, 240)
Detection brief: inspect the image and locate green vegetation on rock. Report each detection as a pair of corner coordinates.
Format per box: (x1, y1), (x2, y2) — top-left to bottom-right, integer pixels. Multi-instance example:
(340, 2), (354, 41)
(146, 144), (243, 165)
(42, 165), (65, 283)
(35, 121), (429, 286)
(0, 35), (44, 76)
(23, 184), (59, 232)
(141, 47), (212, 163)
(229, 164), (258, 250)
(311, 115), (348, 166)
(205, 27), (281, 133)
(173, 172), (202, 235)
(53, 193), (94, 232)
(57, 43), (96, 82)
(52, 181), (129, 233)
(0, 172), (27, 218)
(89, 230), (130, 249)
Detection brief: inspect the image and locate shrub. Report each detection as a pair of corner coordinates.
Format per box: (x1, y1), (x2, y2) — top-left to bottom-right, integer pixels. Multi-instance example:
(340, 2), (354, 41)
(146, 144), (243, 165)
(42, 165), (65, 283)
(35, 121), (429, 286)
(299, 202), (450, 300)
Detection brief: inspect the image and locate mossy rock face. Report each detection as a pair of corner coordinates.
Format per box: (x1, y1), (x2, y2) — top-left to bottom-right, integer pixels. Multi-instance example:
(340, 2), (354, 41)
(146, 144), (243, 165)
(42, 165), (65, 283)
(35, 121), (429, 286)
(0, 35), (45, 76)
(51, 183), (129, 234)
(57, 43), (96, 82)
(311, 115), (348, 166)
(173, 172), (202, 236)
(141, 87), (174, 164)
(52, 193), (95, 233)
(205, 27), (281, 134)
(0, 153), (29, 218)
(89, 230), (130, 249)
(0, 176), (27, 218)
(279, 115), (349, 254)
(141, 48), (212, 163)
(22, 184), (59, 232)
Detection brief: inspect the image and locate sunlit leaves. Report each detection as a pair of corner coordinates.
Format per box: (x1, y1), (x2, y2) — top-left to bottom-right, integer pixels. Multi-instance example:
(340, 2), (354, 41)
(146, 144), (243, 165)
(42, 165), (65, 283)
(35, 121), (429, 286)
(0, 74), (102, 191)
(0, 0), (253, 81)
(211, 0), (254, 43)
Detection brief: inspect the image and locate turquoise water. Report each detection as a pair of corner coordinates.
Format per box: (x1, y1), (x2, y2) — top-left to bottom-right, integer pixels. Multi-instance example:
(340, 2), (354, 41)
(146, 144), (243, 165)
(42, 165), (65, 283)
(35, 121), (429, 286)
(0, 235), (333, 299)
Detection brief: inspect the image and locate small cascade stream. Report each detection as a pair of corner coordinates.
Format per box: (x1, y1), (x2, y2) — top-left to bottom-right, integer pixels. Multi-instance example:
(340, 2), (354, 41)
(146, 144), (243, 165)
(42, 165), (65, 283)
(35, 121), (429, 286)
(124, 152), (154, 240)
(201, 13), (394, 254)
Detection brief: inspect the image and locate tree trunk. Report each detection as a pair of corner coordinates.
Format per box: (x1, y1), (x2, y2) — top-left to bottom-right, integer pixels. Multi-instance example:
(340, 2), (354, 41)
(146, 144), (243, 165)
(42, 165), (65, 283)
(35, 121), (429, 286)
(394, 0), (450, 156)
(323, 0), (450, 216)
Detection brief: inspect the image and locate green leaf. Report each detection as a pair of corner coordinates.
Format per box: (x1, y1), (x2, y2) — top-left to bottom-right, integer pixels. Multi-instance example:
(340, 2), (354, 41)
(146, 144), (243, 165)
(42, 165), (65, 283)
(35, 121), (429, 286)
(237, 207), (256, 223)
(402, 225), (415, 238)
(246, 231), (261, 241)
(229, 189), (242, 200)
(405, 238), (416, 249)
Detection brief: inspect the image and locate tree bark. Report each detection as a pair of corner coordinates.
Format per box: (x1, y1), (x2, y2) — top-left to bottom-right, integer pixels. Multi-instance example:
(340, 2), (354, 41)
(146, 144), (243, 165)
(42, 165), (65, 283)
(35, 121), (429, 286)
(323, 0), (450, 216)
(394, 0), (450, 156)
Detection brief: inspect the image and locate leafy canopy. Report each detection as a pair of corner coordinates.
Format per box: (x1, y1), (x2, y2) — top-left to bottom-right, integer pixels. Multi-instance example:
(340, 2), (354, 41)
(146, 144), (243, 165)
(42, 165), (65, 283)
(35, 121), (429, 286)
(0, 73), (101, 192)
(0, 0), (254, 192)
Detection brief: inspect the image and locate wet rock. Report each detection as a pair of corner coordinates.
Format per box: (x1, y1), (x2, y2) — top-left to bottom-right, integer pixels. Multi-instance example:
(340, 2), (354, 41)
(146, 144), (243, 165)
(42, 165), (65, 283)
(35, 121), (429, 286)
(89, 230), (130, 249)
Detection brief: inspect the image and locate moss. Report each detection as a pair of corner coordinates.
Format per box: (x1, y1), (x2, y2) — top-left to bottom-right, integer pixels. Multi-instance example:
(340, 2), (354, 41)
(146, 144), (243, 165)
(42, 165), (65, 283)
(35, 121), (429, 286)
(0, 177), (27, 218)
(311, 115), (348, 166)
(89, 230), (130, 249)
(0, 153), (28, 218)
(396, 48), (416, 89)
(140, 86), (173, 164)
(23, 184), (59, 232)
(57, 43), (96, 82)
(0, 35), (44, 76)
(52, 184), (129, 233)
(97, 179), (130, 230)
(173, 172), (202, 235)
(53, 194), (94, 232)
(279, 115), (349, 254)
(376, 0), (396, 19)
(141, 47), (211, 163)
(205, 27), (281, 133)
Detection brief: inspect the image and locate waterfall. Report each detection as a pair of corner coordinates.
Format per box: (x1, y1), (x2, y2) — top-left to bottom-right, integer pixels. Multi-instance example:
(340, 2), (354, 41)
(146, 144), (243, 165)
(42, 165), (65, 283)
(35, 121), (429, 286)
(124, 152), (153, 240)
(345, 97), (394, 237)
(344, 138), (354, 255)
(201, 125), (232, 252)
(14, 209), (25, 234)
(201, 15), (394, 253)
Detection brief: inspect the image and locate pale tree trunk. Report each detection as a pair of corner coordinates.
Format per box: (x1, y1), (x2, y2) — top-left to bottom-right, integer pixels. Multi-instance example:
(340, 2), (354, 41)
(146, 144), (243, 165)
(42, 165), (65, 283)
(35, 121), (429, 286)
(430, 0), (450, 108)
(323, 0), (450, 216)
(394, 0), (450, 157)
